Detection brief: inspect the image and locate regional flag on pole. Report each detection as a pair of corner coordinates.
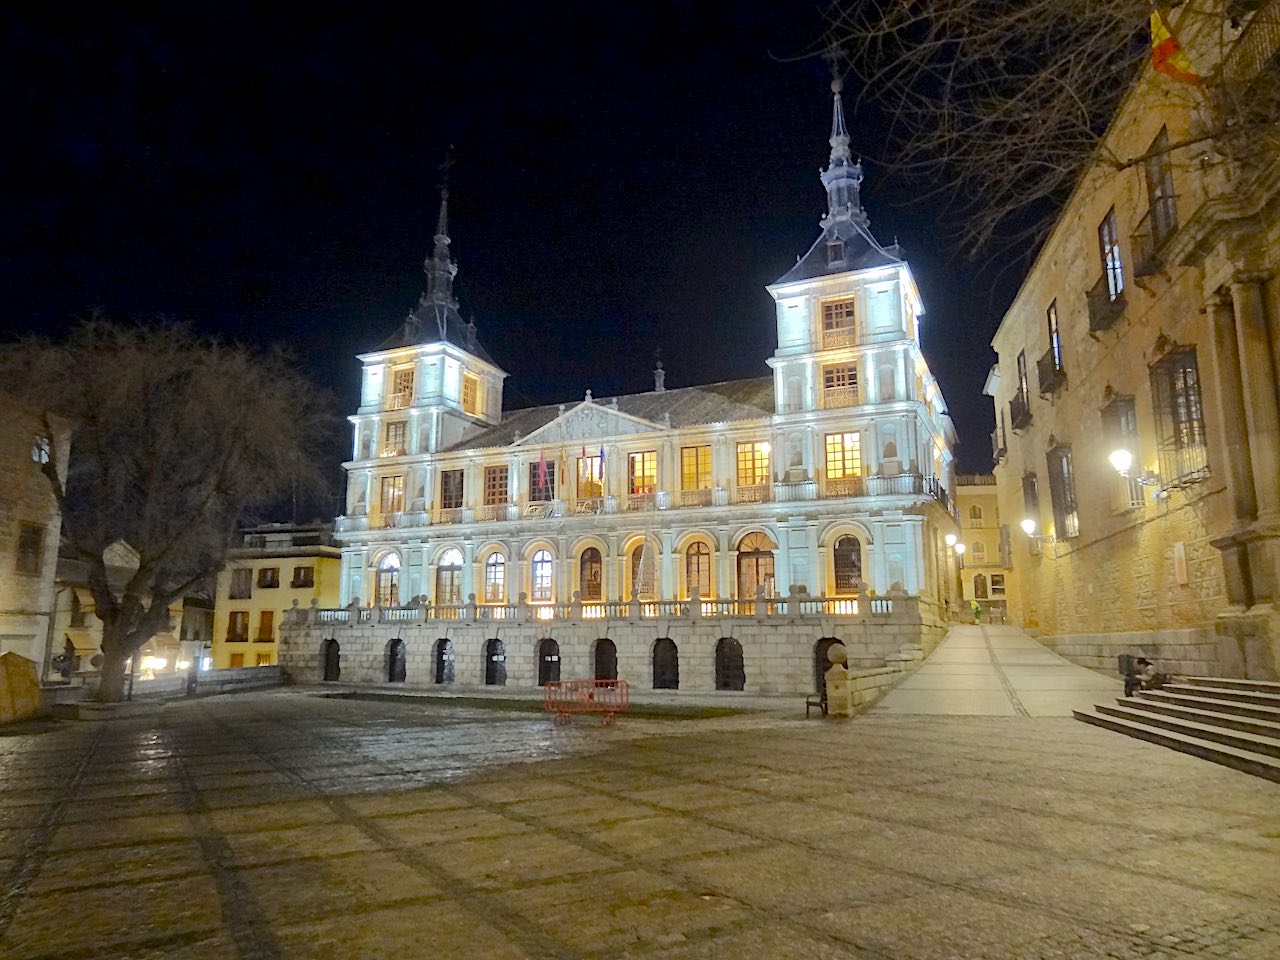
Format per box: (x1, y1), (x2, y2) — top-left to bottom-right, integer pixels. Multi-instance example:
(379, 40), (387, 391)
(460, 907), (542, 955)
(1151, 8), (1202, 84)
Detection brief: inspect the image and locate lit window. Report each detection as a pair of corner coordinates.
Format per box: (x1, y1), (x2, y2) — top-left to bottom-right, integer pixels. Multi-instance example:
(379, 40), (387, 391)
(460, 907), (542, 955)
(821, 299), (855, 335)
(389, 367), (414, 408)
(462, 373), (480, 415)
(381, 475), (406, 514)
(1046, 300), (1064, 372)
(436, 548), (463, 605)
(833, 536), (862, 593)
(291, 566), (314, 588)
(257, 567), (280, 588)
(579, 547), (602, 600)
(736, 442), (770, 487)
(685, 542), (711, 597)
(628, 451), (657, 495)
(377, 553), (401, 606)
(439, 470), (463, 510)
(822, 364), (858, 407)
(384, 421), (407, 456)
(577, 456), (603, 498)
(1098, 207), (1123, 300)
(1046, 445), (1080, 539)
(483, 466), (509, 506)
(630, 544), (656, 600)
(680, 446), (711, 490)
(484, 553), (505, 602)
(824, 432), (861, 480)
(531, 549), (553, 601)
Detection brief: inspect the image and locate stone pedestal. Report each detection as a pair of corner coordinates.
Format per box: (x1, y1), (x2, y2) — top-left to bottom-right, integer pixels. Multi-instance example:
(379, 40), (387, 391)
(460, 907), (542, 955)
(824, 644), (854, 717)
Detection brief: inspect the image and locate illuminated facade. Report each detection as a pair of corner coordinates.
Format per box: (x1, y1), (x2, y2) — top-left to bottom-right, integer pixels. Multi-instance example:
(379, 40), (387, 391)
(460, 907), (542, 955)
(281, 83), (961, 694)
(987, 2), (1279, 678)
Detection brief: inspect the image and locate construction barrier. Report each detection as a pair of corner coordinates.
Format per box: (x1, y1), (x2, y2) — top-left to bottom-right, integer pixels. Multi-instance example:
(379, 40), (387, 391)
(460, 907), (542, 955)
(543, 679), (630, 725)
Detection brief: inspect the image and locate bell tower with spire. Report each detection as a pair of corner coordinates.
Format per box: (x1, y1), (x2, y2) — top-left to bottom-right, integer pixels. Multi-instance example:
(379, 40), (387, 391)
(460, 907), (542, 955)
(765, 74), (928, 424)
(348, 178), (509, 526)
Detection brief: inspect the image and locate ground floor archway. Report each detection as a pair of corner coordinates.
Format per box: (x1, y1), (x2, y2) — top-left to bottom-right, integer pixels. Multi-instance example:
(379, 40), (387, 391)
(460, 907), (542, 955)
(434, 638), (455, 684)
(321, 638), (340, 682)
(715, 637), (745, 691)
(813, 637), (846, 696)
(485, 638), (507, 686)
(387, 638), (406, 683)
(594, 639), (618, 680)
(653, 637), (679, 689)
(537, 638), (560, 686)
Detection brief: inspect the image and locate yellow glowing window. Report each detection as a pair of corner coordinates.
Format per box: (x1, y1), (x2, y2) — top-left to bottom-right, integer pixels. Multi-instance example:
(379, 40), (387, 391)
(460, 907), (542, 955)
(462, 373), (479, 414)
(736, 442), (770, 487)
(380, 475), (405, 513)
(628, 451), (657, 495)
(680, 445), (711, 490)
(483, 466), (508, 505)
(821, 299), (855, 333)
(825, 432), (862, 480)
(578, 456), (602, 498)
(384, 421), (406, 455)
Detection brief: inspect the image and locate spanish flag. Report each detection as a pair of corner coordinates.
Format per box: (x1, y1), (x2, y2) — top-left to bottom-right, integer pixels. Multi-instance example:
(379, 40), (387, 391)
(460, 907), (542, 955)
(1151, 8), (1202, 84)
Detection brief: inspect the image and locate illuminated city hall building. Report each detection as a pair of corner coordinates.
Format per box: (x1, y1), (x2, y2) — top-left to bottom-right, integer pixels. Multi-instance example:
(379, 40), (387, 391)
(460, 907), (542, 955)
(280, 83), (961, 694)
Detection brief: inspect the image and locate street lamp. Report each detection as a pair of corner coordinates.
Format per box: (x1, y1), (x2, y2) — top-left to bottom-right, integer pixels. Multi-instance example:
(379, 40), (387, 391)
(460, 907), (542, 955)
(1109, 448), (1161, 486)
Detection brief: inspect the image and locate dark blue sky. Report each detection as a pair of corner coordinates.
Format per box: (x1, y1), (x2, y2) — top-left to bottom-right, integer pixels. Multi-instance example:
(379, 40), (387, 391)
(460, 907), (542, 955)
(2, 3), (1012, 472)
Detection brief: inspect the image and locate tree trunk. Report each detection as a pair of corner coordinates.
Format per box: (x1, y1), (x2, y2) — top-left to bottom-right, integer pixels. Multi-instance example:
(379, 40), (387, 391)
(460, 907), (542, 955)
(96, 645), (128, 703)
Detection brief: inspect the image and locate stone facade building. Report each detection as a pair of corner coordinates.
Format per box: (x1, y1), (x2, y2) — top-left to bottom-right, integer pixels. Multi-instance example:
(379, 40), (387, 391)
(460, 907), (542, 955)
(987, 2), (1279, 678)
(0, 397), (69, 673)
(280, 82), (961, 694)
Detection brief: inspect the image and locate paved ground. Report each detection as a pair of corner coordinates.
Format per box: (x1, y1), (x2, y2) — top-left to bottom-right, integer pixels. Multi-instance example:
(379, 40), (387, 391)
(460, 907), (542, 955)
(1, 682), (1277, 960)
(874, 624), (1121, 717)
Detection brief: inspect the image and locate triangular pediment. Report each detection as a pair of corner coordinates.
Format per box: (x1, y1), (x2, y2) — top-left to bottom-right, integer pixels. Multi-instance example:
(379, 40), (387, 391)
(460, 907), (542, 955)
(515, 401), (661, 447)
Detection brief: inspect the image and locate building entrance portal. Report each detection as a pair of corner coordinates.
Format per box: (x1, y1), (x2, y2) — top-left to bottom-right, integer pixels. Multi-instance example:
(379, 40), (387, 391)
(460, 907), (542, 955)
(537, 638), (560, 686)
(715, 637), (745, 691)
(594, 639), (618, 680)
(653, 637), (679, 689)
(485, 638), (507, 686)
(387, 638), (406, 682)
(321, 638), (340, 682)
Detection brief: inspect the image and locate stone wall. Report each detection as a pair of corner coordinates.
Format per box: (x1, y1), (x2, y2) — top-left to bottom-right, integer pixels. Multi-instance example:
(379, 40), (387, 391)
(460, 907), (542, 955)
(279, 600), (943, 695)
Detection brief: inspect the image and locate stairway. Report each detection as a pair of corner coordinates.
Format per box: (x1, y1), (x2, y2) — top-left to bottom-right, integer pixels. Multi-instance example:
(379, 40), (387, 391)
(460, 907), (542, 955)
(1074, 677), (1280, 782)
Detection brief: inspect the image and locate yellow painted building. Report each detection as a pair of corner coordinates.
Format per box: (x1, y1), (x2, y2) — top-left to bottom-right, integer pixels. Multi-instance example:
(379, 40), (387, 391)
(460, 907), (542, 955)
(953, 475), (1012, 623)
(212, 524), (341, 668)
(986, 2), (1278, 677)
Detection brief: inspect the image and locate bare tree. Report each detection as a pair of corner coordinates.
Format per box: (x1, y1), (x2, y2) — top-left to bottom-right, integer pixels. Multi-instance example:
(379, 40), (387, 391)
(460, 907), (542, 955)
(0, 319), (335, 702)
(823, 0), (1279, 254)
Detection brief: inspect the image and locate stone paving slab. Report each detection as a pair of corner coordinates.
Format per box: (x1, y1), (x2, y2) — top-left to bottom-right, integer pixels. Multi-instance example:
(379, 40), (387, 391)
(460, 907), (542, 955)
(0, 690), (1276, 960)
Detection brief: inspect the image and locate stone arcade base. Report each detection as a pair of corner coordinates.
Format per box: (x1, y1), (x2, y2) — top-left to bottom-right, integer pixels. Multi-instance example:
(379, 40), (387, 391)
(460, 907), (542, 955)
(278, 611), (945, 696)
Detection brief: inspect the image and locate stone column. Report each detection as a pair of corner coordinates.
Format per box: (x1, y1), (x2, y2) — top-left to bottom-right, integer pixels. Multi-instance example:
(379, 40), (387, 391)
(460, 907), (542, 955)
(661, 532), (676, 599)
(1207, 289), (1257, 523)
(462, 541), (475, 604)
(716, 528), (732, 600)
(1232, 273), (1280, 520)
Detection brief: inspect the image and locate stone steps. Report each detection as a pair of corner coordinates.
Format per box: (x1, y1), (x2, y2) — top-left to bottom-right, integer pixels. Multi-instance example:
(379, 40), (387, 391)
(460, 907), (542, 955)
(1074, 676), (1280, 783)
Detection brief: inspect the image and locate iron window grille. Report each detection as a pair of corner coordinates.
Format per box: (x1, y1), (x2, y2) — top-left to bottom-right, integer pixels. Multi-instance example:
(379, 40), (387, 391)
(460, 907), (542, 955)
(1150, 346), (1210, 487)
(1046, 445), (1080, 540)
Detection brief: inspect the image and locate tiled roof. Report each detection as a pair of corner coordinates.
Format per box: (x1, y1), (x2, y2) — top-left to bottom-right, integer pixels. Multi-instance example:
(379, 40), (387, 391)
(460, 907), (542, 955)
(773, 220), (902, 286)
(447, 377), (776, 451)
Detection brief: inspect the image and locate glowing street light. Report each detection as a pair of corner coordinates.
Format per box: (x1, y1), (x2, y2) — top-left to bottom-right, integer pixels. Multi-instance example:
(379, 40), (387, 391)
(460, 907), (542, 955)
(1109, 448), (1134, 477)
(945, 533), (957, 547)
(1020, 518), (1036, 536)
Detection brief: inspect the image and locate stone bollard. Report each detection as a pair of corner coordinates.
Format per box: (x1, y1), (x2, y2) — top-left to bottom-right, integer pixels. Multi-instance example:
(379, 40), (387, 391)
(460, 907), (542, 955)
(824, 643), (855, 718)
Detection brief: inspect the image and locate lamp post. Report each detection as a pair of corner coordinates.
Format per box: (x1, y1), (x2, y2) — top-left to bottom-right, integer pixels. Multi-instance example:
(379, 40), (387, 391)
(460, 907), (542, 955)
(944, 533), (965, 618)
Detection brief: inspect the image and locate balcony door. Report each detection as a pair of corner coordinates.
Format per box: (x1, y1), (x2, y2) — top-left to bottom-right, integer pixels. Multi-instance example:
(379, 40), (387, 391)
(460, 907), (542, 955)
(736, 532), (776, 599)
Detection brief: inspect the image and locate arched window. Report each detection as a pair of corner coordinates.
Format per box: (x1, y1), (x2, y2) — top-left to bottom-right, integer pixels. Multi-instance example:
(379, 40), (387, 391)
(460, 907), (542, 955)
(436, 548), (463, 606)
(376, 554), (400, 607)
(580, 547), (602, 601)
(969, 505), (984, 523)
(484, 553), (505, 603)
(736, 532), (776, 599)
(531, 549), (553, 601)
(685, 542), (711, 598)
(973, 574), (989, 599)
(971, 540), (987, 564)
(630, 543), (656, 600)
(833, 536), (862, 594)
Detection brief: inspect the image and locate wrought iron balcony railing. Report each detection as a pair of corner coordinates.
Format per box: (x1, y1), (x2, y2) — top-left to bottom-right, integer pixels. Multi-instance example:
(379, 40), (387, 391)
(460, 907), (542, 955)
(1010, 389), (1032, 430)
(1131, 200), (1178, 278)
(1087, 272), (1126, 333)
(1037, 348), (1066, 396)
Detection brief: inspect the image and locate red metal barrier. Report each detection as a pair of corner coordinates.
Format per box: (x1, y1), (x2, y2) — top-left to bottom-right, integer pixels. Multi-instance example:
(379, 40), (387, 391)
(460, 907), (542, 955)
(543, 679), (630, 725)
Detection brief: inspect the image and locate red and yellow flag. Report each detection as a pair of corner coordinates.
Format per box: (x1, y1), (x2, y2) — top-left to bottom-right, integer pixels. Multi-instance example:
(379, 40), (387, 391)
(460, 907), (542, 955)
(1151, 9), (1202, 84)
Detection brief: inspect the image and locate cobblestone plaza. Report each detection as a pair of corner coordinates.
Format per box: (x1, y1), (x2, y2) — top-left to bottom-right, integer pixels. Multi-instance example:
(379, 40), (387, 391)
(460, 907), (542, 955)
(1, 681), (1277, 960)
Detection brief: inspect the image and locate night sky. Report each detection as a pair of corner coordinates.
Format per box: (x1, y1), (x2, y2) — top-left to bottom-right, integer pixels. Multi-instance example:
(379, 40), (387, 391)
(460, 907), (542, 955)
(2, 3), (1014, 473)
